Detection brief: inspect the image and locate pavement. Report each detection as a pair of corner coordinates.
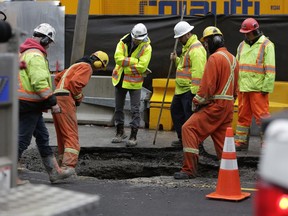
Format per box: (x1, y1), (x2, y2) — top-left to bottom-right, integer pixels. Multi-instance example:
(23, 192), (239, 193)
(15, 123), (259, 216)
(44, 123), (262, 160)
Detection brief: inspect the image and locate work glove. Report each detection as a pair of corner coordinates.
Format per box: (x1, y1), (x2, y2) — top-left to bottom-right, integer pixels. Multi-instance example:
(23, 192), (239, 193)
(51, 104), (61, 114)
(170, 52), (177, 61)
(191, 102), (197, 112)
(73, 93), (83, 107)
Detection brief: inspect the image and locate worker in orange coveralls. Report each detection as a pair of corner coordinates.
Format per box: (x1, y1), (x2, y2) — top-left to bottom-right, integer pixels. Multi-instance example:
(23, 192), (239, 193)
(52, 51), (109, 176)
(174, 26), (239, 179)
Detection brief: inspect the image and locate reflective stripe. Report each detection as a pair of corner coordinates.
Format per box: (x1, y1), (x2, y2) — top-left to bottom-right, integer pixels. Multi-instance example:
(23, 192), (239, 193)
(136, 44), (149, 59)
(130, 65), (140, 75)
(74, 93), (83, 99)
(257, 39), (270, 64)
(54, 89), (70, 94)
(235, 136), (248, 143)
(212, 95), (234, 100)
(194, 94), (205, 103)
(18, 89), (52, 101)
(235, 125), (250, 144)
(183, 147), (199, 154)
(176, 71), (192, 79)
(220, 159), (238, 170)
(210, 51), (236, 101)
(122, 57), (130, 67)
(239, 64), (276, 74)
(54, 64), (82, 94)
(237, 42), (245, 61)
(123, 75), (143, 83)
(236, 125), (249, 133)
(191, 78), (201, 86)
(64, 148), (79, 155)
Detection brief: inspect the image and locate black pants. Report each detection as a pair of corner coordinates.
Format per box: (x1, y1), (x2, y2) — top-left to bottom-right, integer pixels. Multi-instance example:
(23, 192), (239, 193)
(170, 91), (195, 140)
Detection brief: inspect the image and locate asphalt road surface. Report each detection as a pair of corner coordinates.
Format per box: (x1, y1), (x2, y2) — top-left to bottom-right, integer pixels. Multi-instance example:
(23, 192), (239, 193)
(19, 170), (255, 216)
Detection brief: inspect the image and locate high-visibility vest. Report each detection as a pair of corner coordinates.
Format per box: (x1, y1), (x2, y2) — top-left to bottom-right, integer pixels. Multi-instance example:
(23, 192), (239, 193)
(112, 34), (152, 90)
(174, 34), (206, 95)
(236, 35), (275, 93)
(18, 49), (53, 102)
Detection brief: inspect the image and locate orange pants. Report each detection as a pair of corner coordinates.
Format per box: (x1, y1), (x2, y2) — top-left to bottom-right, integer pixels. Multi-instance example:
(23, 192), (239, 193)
(52, 95), (79, 168)
(235, 92), (270, 145)
(181, 101), (233, 176)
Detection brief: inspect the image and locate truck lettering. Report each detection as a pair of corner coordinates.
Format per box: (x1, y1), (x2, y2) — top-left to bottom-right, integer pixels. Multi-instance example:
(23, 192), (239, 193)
(146, 0), (260, 15)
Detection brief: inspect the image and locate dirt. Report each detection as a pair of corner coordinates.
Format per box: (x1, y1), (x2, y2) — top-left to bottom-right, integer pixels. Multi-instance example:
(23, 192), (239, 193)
(20, 146), (258, 188)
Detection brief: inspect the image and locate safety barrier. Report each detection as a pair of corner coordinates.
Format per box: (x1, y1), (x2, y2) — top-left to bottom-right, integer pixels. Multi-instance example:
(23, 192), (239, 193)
(44, 76), (151, 127)
(232, 81), (288, 135)
(149, 78), (175, 131)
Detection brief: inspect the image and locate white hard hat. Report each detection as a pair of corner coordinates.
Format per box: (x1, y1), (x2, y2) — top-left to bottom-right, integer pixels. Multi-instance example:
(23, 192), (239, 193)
(174, 21), (194, 38)
(33, 23), (56, 42)
(131, 23), (148, 40)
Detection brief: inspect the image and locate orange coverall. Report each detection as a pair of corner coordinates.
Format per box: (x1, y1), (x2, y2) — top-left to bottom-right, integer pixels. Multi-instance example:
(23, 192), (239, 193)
(52, 62), (92, 168)
(181, 47), (239, 177)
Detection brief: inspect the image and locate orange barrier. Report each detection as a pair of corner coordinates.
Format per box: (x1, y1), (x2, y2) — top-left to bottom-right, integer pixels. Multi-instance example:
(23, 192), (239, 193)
(206, 127), (251, 201)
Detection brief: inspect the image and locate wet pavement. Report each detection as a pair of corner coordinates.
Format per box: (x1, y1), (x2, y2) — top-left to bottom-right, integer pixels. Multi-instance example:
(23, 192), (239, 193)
(17, 123), (259, 216)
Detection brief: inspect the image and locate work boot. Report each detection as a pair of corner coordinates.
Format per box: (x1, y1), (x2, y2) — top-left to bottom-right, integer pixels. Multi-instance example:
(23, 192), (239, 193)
(61, 166), (76, 177)
(171, 140), (182, 148)
(112, 124), (127, 143)
(174, 171), (194, 180)
(17, 161), (29, 172)
(235, 143), (249, 152)
(126, 128), (138, 147)
(16, 177), (30, 186)
(41, 155), (74, 183)
(198, 143), (220, 168)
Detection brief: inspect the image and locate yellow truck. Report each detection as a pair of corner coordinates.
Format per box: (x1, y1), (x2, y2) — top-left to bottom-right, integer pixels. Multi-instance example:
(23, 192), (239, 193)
(58, 0), (288, 15)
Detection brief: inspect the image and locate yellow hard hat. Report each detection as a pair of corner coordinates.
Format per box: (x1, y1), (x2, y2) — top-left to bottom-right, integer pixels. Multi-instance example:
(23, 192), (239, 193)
(90, 51), (109, 69)
(200, 26), (223, 42)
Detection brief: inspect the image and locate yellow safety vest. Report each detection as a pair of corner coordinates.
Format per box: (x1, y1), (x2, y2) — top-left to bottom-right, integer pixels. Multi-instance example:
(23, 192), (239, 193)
(174, 34), (207, 95)
(112, 34), (152, 90)
(236, 35), (275, 93)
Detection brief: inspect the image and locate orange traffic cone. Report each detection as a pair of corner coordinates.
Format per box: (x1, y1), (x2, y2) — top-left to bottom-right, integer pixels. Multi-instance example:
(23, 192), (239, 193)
(206, 127), (251, 201)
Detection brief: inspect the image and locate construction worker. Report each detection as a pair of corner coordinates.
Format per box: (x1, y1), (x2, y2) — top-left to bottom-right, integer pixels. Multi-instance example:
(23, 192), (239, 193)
(18, 23), (68, 184)
(170, 21), (206, 147)
(52, 51), (109, 176)
(111, 23), (152, 147)
(174, 26), (239, 179)
(235, 18), (275, 151)
(170, 21), (217, 166)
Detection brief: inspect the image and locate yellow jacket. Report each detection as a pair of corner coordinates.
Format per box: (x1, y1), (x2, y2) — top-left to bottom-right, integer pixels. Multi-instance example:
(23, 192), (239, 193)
(112, 34), (152, 90)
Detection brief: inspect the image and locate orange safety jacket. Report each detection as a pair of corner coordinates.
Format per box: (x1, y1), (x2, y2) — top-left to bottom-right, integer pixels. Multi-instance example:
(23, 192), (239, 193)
(194, 48), (239, 106)
(54, 62), (92, 102)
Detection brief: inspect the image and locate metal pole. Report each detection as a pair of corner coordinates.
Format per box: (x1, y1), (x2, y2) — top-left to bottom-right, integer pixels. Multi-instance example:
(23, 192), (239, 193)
(70, 0), (91, 65)
(153, 5), (186, 145)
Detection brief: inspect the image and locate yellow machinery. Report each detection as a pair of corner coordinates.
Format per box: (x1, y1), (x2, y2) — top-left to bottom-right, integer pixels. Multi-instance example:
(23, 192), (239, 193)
(55, 0), (288, 15)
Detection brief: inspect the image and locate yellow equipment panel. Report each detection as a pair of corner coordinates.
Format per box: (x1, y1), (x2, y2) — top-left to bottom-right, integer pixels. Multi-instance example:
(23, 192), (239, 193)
(57, 0), (288, 15)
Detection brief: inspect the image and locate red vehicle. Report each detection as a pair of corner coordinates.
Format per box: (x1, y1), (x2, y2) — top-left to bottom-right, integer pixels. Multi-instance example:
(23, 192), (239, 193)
(255, 111), (288, 216)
